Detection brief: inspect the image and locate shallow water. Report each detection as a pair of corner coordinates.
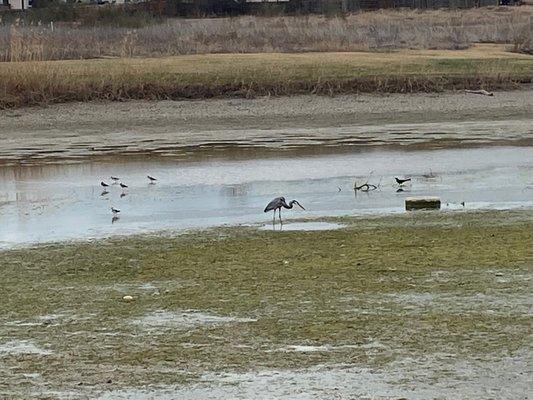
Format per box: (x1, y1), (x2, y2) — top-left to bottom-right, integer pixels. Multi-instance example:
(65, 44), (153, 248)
(261, 221), (345, 231)
(0, 146), (532, 249)
(132, 311), (257, 332)
(95, 355), (530, 400)
(0, 340), (52, 356)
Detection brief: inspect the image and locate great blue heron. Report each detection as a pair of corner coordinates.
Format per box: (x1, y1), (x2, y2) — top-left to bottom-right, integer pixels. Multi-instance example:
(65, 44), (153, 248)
(264, 197), (305, 225)
(395, 177), (411, 185)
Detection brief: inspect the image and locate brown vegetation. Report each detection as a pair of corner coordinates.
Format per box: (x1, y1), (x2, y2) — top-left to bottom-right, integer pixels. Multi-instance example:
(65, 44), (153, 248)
(1, 44), (531, 109)
(1, 7), (532, 62)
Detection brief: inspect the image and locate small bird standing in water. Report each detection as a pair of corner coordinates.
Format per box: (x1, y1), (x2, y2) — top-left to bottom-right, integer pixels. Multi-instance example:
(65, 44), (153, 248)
(264, 197), (305, 225)
(120, 182), (128, 189)
(111, 207), (120, 215)
(395, 177), (411, 185)
(147, 175), (157, 184)
(101, 181), (109, 188)
(110, 176), (120, 184)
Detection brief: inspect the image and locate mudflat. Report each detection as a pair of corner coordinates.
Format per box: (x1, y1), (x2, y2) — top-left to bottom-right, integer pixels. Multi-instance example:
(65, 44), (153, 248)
(1, 90), (532, 163)
(0, 210), (532, 399)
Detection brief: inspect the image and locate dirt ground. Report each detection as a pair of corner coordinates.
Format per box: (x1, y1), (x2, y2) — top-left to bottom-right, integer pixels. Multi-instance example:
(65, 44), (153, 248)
(1, 90), (532, 164)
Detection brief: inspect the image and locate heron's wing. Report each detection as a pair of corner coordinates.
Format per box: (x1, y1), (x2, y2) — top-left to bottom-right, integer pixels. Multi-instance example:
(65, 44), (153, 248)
(264, 197), (282, 212)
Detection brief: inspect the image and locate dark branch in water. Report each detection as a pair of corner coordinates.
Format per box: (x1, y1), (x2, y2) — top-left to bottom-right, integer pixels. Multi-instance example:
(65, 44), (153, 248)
(354, 182), (378, 192)
(354, 175), (381, 192)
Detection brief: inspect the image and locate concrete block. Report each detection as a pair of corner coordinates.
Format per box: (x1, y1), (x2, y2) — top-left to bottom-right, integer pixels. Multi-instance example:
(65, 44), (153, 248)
(405, 196), (441, 211)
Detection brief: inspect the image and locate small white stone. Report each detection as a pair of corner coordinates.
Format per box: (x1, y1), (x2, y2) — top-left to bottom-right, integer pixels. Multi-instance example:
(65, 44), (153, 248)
(122, 295), (134, 302)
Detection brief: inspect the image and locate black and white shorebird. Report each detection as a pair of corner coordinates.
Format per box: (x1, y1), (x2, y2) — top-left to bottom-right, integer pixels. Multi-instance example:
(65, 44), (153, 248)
(101, 181), (110, 188)
(111, 207), (120, 215)
(264, 196), (305, 225)
(119, 182), (128, 189)
(395, 177), (411, 186)
(147, 175), (157, 184)
(110, 176), (120, 184)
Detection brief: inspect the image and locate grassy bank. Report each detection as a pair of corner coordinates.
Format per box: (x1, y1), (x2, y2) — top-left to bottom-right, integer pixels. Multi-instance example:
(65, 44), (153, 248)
(0, 211), (532, 396)
(1, 44), (532, 108)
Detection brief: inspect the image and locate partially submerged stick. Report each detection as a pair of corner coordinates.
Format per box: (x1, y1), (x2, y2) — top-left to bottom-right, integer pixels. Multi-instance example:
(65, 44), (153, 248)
(354, 182), (378, 192)
(354, 176), (381, 192)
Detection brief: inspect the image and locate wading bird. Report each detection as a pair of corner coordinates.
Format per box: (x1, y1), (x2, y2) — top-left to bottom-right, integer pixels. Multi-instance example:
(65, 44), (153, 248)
(264, 197), (305, 225)
(111, 207), (120, 215)
(110, 176), (120, 183)
(395, 177), (411, 185)
(101, 181), (109, 188)
(120, 183), (128, 189)
(147, 175), (157, 183)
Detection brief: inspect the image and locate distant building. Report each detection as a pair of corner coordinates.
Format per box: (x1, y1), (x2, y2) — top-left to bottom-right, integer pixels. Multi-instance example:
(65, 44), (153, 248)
(4, 0), (31, 10)
(0, 0), (511, 12)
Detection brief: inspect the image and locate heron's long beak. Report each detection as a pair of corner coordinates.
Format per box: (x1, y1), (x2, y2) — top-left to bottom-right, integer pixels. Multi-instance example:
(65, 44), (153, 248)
(295, 201), (305, 210)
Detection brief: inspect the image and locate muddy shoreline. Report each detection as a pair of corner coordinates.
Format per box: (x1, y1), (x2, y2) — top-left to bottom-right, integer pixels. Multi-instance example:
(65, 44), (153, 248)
(1, 90), (532, 164)
(1, 87), (532, 399)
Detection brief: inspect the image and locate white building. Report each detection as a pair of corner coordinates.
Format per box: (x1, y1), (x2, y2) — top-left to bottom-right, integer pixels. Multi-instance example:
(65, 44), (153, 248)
(4, 0), (31, 10)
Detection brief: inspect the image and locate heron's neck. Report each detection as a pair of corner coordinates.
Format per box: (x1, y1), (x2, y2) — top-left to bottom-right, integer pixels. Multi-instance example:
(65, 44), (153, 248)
(283, 200), (295, 209)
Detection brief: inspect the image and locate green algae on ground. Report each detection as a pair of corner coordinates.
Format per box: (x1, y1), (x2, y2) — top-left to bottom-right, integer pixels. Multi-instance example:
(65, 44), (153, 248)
(0, 210), (531, 396)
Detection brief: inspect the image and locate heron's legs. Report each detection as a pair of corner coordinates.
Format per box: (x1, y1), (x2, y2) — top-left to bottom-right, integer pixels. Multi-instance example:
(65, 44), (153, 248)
(279, 208), (282, 225)
(273, 210), (276, 225)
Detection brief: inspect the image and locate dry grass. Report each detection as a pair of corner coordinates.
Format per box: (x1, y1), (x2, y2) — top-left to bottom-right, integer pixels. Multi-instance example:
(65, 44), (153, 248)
(1, 7), (532, 62)
(1, 43), (531, 108)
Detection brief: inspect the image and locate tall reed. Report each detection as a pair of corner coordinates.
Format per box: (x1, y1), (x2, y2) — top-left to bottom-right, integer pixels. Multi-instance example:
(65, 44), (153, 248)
(1, 8), (532, 62)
